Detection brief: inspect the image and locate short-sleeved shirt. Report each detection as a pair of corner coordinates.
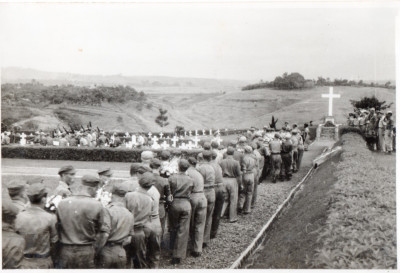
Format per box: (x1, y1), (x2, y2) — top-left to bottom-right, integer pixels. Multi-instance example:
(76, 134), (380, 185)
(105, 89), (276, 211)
(2, 224), (25, 269)
(168, 173), (194, 199)
(196, 162), (215, 187)
(125, 188), (153, 229)
(269, 139), (282, 154)
(281, 140), (293, 154)
(152, 173), (171, 202)
(220, 156), (241, 178)
(57, 194), (111, 245)
(15, 206), (58, 255)
(187, 167), (204, 192)
(105, 201), (134, 243)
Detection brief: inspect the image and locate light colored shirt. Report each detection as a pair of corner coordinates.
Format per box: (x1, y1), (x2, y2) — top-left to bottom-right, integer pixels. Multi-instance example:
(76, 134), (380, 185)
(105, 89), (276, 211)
(196, 162), (215, 187)
(57, 194), (111, 245)
(15, 206), (58, 255)
(187, 167), (205, 192)
(125, 188), (153, 229)
(105, 201), (134, 243)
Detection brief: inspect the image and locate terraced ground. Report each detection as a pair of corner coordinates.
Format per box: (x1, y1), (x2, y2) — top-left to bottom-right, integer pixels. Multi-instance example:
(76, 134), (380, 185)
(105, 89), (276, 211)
(2, 86), (395, 132)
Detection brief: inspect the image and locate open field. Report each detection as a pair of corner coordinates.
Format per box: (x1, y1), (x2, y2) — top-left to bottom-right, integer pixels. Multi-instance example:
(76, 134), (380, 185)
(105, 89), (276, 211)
(2, 86), (395, 132)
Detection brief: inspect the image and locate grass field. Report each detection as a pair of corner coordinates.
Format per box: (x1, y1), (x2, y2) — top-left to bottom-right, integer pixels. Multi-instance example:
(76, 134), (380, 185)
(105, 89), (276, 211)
(3, 86), (395, 132)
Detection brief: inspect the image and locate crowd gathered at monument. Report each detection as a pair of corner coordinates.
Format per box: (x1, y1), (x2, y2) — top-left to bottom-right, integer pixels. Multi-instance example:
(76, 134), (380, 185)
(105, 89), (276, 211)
(347, 107), (395, 153)
(3, 122), (312, 269)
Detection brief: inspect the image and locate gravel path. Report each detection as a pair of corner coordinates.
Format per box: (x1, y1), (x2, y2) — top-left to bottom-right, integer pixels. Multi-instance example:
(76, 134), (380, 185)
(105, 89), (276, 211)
(159, 143), (327, 268)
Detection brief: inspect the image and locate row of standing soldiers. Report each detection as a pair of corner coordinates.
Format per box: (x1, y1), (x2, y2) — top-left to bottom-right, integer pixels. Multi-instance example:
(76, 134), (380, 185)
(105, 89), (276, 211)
(2, 128), (307, 269)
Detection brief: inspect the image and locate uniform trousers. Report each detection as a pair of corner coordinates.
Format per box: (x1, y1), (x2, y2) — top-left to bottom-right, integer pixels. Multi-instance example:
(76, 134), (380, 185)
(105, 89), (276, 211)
(145, 216), (162, 268)
(292, 149), (298, 171)
(259, 155), (271, 182)
(221, 177), (238, 222)
(59, 244), (95, 269)
(203, 188), (215, 245)
(168, 199), (192, 259)
(21, 256), (53, 269)
(297, 148), (304, 170)
(189, 192), (207, 253)
(98, 244), (126, 269)
(280, 153), (292, 179)
(211, 184), (225, 239)
(130, 226), (148, 269)
(159, 203), (167, 236)
(270, 154), (282, 180)
(239, 172), (254, 213)
(251, 168), (259, 208)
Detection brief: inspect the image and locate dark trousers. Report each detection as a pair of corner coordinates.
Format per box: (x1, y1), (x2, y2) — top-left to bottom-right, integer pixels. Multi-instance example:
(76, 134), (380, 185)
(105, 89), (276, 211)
(281, 153), (292, 179)
(297, 149), (304, 169)
(59, 244), (95, 269)
(270, 154), (282, 181)
(211, 184), (225, 239)
(203, 188), (215, 244)
(259, 155), (271, 182)
(98, 244), (126, 269)
(130, 226), (147, 269)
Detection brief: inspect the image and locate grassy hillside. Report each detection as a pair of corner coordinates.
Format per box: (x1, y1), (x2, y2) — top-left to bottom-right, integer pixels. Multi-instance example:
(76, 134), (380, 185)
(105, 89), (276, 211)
(2, 86), (395, 132)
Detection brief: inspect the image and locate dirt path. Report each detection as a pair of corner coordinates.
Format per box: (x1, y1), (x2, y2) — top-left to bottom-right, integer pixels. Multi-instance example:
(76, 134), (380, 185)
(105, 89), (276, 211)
(244, 151), (341, 269)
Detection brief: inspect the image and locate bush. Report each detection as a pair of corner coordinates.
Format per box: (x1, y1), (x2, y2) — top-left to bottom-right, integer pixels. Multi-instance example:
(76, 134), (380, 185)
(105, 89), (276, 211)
(1, 145), (203, 162)
(339, 126), (364, 140)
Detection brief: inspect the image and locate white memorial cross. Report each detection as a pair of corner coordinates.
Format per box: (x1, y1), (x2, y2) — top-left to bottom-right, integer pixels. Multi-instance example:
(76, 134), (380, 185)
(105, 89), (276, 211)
(20, 133), (26, 145)
(216, 129), (220, 135)
(215, 135), (222, 145)
(184, 131), (187, 137)
(159, 132), (164, 139)
(209, 129), (213, 136)
(131, 135), (137, 146)
(192, 135), (200, 147)
(188, 130), (192, 136)
(152, 135), (159, 144)
(187, 141), (194, 150)
(148, 132), (152, 138)
(195, 130), (198, 136)
(161, 141), (169, 150)
(202, 129), (206, 135)
(321, 87), (340, 117)
(171, 135), (179, 147)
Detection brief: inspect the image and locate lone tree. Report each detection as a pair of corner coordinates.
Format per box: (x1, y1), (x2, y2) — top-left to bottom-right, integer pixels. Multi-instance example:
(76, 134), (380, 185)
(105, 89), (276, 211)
(350, 96), (393, 112)
(155, 108), (169, 131)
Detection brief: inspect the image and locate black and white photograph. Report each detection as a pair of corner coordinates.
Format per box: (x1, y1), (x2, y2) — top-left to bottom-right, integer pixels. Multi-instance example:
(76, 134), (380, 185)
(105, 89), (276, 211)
(0, 0), (398, 269)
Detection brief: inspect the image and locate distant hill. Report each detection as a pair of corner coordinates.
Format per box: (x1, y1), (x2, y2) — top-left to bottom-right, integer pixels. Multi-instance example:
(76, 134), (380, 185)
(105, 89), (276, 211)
(1, 67), (248, 93)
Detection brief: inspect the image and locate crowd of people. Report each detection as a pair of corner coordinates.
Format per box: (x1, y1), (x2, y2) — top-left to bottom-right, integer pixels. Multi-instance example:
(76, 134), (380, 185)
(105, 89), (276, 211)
(347, 107), (395, 154)
(2, 123), (311, 269)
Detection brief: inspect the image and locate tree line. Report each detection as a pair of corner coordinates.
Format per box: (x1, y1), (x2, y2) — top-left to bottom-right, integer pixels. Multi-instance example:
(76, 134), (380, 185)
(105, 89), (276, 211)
(1, 80), (147, 106)
(242, 73), (396, 91)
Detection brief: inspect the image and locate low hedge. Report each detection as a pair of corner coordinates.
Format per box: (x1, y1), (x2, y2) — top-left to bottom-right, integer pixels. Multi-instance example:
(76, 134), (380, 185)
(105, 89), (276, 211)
(1, 145), (203, 162)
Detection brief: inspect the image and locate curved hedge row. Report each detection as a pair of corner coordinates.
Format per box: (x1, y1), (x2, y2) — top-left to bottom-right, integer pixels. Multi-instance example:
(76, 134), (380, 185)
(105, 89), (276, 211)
(1, 145), (203, 162)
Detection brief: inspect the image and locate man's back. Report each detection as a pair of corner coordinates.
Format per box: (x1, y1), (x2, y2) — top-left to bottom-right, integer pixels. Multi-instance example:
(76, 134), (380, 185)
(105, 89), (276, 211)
(169, 173), (194, 199)
(106, 202), (133, 243)
(220, 157), (241, 178)
(2, 224), (25, 269)
(125, 189), (153, 228)
(196, 162), (215, 187)
(15, 207), (58, 255)
(57, 195), (109, 245)
(187, 167), (204, 192)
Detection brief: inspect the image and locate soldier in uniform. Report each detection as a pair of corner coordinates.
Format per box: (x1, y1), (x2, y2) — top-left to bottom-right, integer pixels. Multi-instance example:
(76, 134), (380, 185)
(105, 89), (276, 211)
(269, 133), (282, 183)
(7, 180), (31, 212)
(149, 158), (172, 237)
(124, 172), (154, 269)
(159, 150), (172, 178)
(15, 183), (58, 269)
(141, 151), (154, 167)
(168, 159), (194, 265)
(290, 130), (299, 172)
(385, 110), (394, 154)
(238, 146), (257, 214)
(187, 157), (207, 257)
(196, 150), (215, 248)
(59, 133), (68, 147)
(98, 183), (133, 269)
(219, 147), (241, 223)
(280, 134), (293, 181)
(145, 175), (162, 269)
(210, 150), (225, 239)
(46, 166), (76, 211)
(2, 188), (26, 269)
(124, 163), (152, 192)
(56, 175), (110, 269)
(250, 142), (262, 208)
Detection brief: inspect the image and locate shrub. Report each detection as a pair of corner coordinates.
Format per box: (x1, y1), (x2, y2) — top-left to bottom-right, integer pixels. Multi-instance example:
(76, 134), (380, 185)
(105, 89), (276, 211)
(1, 146), (203, 162)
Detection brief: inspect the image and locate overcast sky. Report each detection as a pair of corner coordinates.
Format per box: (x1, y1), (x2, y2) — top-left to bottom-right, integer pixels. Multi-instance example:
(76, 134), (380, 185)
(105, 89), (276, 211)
(0, 2), (398, 82)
